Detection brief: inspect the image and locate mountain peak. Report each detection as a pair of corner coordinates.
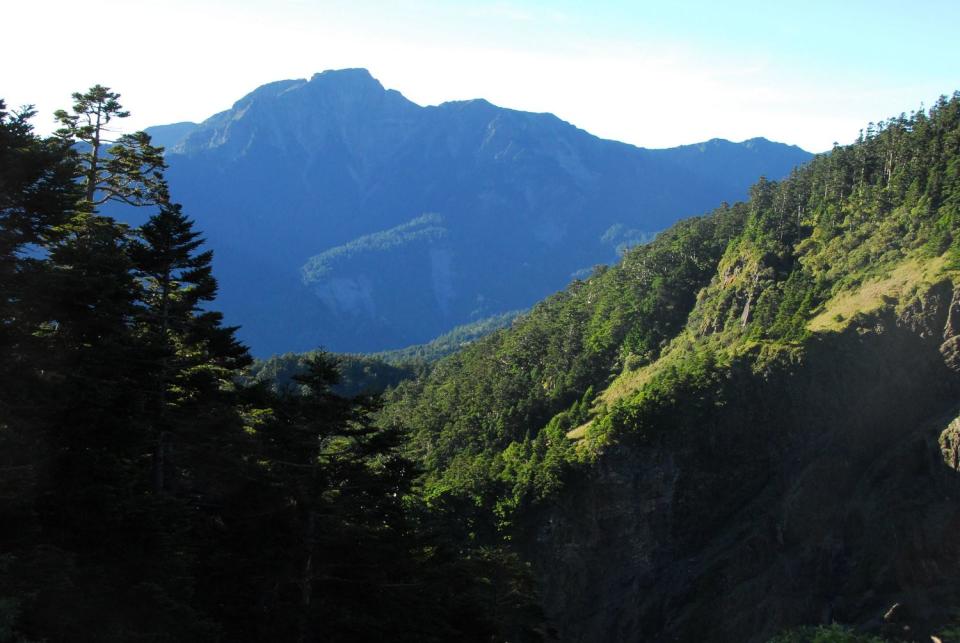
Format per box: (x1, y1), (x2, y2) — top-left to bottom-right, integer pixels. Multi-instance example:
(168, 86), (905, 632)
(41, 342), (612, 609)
(308, 68), (384, 91)
(243, 78), (308, 101)
(310, 67), (374, 80)
(155, 75), (812, 354)
(174, 68), (417, 157)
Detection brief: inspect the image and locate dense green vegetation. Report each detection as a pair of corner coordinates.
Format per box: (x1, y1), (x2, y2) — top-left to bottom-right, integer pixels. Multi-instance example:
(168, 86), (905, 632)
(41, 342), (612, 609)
(248, 310), (519, 396)
(0, 90), (541, 642)
(369, 309), (522, 364)
(301, 213), (448, 283)
(250, 351), (421, 397)
(380, 92), (960, 528)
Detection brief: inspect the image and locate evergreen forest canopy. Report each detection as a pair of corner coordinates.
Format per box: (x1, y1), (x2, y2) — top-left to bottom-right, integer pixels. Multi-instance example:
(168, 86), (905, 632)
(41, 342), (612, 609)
(2, 81), (960, 642)
(248, 310), (521, 397)
(0, 88), (542, 642)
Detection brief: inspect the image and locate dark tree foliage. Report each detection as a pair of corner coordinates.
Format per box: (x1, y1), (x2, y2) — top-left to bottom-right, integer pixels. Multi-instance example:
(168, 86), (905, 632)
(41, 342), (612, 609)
(197, 355), (543, 642)
(0, 99), (79, 428)
(246, 311), (521, 399)
(0, 92), (541, 642)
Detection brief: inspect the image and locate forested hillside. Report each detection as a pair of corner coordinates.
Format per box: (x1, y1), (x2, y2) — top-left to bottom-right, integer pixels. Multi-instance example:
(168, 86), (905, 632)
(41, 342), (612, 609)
(378, 92), (960, 641)
(248, 310), (520, 396)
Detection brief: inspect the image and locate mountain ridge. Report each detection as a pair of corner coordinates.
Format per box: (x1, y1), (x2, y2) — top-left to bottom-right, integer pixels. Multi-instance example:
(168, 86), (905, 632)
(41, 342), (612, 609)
(128, 68), (812, 355)
(160, 69), (804, 156)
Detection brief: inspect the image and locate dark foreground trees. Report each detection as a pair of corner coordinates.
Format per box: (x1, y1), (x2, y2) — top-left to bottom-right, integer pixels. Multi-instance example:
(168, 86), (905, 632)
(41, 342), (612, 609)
(0, 92), (542, 642)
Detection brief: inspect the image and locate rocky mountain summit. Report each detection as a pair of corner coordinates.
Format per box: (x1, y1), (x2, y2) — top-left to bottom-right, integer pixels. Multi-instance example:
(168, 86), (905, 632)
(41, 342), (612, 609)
(137, 69), (811, 355)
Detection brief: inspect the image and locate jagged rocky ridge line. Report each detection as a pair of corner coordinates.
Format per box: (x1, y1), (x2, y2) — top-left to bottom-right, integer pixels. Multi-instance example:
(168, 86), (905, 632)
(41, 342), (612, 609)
(134, 68), (810, 354)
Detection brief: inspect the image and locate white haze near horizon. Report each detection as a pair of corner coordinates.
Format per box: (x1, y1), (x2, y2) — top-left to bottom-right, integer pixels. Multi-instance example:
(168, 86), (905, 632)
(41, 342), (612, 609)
(4, 0), (959, 153)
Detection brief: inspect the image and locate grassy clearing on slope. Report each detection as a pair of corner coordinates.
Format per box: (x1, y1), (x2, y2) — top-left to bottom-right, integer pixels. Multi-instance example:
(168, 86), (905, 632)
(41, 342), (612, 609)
(566, 361), (659, 440)
(600, 362), (657, 407)
(807, 254), (949, 333)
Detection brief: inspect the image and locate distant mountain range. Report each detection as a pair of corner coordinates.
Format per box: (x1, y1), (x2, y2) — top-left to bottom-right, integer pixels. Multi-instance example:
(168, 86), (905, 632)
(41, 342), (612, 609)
(132, 69), (812, 355)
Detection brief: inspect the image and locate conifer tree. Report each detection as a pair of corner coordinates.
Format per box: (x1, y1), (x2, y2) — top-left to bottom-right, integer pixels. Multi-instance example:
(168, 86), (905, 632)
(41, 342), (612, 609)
(19, 88), (227, 640)
(132, 201), (248, 367)
(130, 200), (250, 493)
(54, 85), (167, 207)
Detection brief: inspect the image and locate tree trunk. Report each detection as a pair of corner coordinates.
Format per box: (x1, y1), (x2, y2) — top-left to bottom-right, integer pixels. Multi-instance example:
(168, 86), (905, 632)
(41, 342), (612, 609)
(85, 107), (102, 204)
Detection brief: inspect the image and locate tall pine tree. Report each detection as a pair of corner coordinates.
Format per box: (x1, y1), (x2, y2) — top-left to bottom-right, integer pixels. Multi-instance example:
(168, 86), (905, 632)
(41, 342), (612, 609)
(54, 85), (167, 207)
(129, 200), (250, 495)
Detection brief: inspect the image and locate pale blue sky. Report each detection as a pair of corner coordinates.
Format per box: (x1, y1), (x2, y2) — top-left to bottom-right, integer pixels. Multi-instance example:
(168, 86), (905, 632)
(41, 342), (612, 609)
(4, 0), (959, 151)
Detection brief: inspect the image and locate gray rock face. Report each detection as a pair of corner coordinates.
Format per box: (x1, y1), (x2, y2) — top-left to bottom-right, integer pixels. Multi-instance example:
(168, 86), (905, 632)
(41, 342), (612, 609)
(136, 69), (812, 355)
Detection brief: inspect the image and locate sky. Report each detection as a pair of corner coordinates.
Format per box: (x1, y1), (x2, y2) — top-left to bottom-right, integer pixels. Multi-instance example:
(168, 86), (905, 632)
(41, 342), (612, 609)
(3, 0), (959, 152)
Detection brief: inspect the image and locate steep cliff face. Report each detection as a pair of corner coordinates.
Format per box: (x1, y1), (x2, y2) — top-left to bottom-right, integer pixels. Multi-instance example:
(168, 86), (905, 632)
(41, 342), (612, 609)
(527, 281), (960, 641)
